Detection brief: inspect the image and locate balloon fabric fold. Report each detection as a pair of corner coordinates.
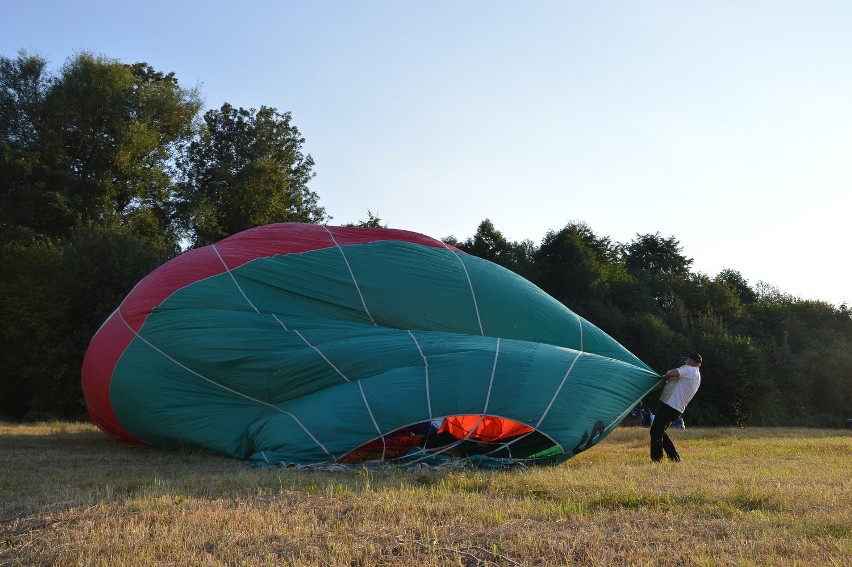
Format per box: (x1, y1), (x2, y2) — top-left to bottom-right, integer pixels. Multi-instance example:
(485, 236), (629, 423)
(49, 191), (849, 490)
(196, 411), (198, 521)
(82, 223), (660, 466)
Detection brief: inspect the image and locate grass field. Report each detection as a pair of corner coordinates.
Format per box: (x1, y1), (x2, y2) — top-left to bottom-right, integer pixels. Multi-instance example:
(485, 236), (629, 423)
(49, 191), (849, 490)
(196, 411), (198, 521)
(1, 423), (849, 566)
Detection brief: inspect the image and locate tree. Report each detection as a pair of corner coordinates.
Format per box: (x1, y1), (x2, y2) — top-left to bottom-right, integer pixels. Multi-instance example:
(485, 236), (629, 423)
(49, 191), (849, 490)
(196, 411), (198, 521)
(622, 313), (690, 373)
(0, 52), (201, 249)
(177, 103), (326, 246)
(0, 52), (53, 241)
(688, 330), (772, 426)
(624, 233), (693, 277)
(532, 222), (626, 310)
(0, 240), (69, 419)
(0, 51), (47, 148)
(458, 219), (512, 263)
(787, 330), (852, 425)
(1, 50), (336, 420)
(345, 210), (386, 228)
(455, 219), (536, 277)
(623, 232), (695, 319)
(716, 268), (757, 305)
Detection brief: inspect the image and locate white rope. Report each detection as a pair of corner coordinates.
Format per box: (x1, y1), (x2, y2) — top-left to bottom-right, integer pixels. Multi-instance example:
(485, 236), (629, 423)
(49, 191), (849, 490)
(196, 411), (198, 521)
(357, 381), (387, 460)
(576, 313), (584, 352)
(536, 351), (583, 428)
(441, 243), (484, 336)
(271, 313), (288, 331)
(272, 312), (388, 459)
(116, 309), (333, 457)
(267, 268), (387, 460)
(399, 336), (501, 464)
(482, 338), (500, 413)
(482, 358), (657, 459)
(408, 330), (432, 420)
(211, 243), (260, 313)
(285, 324), (386, 457)
(604, 379), (663, 432)
(322, 225), (375, 325)
(291, 330), (350, 383)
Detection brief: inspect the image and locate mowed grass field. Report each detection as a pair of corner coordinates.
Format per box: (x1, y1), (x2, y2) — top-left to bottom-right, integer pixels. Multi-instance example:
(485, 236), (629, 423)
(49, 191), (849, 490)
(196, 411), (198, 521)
(1, 423), (849, 566)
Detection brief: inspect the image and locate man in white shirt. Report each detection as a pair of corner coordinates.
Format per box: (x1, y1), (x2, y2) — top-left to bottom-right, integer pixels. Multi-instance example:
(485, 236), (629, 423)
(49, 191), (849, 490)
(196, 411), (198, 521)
(650, 352), (702, 462)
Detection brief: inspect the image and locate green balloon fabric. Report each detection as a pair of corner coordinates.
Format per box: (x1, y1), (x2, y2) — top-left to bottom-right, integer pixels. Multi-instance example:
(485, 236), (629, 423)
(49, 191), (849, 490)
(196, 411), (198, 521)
(82, 223), (660, 466)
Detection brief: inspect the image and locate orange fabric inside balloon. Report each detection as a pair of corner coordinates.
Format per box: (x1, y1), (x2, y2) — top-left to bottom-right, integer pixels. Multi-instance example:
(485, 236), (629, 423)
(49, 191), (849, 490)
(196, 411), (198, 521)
(438, 415), (534, 442)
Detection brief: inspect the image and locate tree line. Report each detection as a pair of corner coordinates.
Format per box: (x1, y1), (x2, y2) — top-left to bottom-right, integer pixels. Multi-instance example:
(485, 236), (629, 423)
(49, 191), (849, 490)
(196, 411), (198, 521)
(2, 52), (849, 427)
(448, 220), (850, 427)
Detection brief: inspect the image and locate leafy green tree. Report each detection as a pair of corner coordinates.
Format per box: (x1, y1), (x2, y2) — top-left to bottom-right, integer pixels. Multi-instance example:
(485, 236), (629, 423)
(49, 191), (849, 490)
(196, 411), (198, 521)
(0, 51), (47, 146)
(625, 233), (693, 276)
(0, 52), (54, 241)
(455, 219), (536, 278)
(622, 313), (690, 373)
(0, 240), (69, 419)
(345, 210), (387, 228)
(1, 52), (201, 248)
(458, 219), (512, 263)
(675, 272), (745, 324)
(753, 299), (852, 425)
(688, 329), (773, 426)
(1, 51), (200, 419)
(787, 330), (852, 426)
(0, 226), (174, 420)
(716, 268), (757, 305)
(532, 222), (627, 312)
(624, 233), (693, 312)
(1, 50), (337, 420)
(177, 103), (326, 246)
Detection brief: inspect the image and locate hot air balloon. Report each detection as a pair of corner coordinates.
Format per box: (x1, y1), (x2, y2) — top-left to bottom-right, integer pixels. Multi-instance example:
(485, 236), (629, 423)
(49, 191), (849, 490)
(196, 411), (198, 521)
(82, 223), (659, 467)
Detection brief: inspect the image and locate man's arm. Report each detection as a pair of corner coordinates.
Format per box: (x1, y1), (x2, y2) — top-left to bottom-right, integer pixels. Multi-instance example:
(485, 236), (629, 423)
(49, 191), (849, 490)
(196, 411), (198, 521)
(662, 368), (680, 381)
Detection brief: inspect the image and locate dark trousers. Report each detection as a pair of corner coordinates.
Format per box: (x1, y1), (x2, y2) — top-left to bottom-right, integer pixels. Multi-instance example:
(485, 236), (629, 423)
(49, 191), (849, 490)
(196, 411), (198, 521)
(650, 402), (682, 461)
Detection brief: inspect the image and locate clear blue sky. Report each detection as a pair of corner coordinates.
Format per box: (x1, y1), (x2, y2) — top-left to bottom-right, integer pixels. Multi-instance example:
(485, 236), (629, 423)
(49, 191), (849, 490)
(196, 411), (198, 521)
(4, 1), (850, 306)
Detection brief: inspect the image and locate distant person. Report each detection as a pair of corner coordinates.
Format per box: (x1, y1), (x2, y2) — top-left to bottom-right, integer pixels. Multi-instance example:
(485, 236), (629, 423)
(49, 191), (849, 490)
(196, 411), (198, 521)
(650, 352), (702, 462)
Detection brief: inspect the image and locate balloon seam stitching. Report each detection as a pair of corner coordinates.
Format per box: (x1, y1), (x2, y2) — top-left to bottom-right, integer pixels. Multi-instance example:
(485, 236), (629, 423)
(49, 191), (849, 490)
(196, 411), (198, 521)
(483, 353), (586, 458)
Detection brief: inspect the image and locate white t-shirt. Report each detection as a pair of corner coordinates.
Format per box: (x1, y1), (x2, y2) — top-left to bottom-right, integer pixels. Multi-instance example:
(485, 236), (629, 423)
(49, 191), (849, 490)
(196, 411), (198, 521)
(660, 364), (701, 413)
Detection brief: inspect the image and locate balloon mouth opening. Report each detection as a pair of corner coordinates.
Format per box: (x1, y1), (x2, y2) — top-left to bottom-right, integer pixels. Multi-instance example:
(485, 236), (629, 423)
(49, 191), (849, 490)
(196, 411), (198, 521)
(336, 415), (562, 465)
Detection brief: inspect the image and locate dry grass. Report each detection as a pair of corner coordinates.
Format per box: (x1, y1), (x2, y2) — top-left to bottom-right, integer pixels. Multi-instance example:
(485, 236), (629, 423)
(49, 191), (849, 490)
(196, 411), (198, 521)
(1, 422), (849, 566)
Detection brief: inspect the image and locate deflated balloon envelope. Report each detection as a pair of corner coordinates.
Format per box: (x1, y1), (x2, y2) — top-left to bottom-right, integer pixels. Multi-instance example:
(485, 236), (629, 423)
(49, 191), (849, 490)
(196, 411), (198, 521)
(82, 223), (659, 466)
